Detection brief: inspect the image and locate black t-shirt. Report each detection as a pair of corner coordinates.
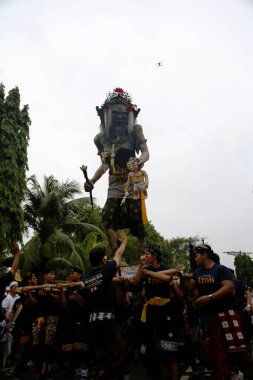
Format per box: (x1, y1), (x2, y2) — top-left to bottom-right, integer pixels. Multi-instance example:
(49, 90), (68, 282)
(65, 285), (86, 322)
(143, 264), (172, 300)
(34, 287), (60, 317)
(83, 260), (117, 313)
(193, 263), (234, 313)
(12, 294), (36, 332)
(0, 271), (13, 302)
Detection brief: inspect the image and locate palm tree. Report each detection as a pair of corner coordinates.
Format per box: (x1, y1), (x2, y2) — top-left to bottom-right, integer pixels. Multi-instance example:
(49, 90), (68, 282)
(22, 175), (104, 277)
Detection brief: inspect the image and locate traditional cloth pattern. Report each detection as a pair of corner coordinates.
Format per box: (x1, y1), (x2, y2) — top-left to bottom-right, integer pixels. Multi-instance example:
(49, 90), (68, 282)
(202, 314), (231, 380)
(159, 340), (182, 352)
(60, 319), (88, 352)
(218, 309), (247, 352)
(102, 198), (145, 238)
(89, 312), (114, 322)
(141, 297), (170, 322)
(33, 316), (59, 346)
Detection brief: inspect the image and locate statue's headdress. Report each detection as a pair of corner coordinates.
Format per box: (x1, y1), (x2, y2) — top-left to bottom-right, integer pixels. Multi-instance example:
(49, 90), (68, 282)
(127, 157), (142, 169)
(96, 88), (140, 126)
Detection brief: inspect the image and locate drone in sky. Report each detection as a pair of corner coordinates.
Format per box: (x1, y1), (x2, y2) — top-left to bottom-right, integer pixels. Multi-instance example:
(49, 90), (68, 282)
(156, 62), (163, 67)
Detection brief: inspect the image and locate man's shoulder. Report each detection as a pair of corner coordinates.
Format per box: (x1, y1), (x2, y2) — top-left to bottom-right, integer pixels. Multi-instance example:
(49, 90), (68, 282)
(215, 263), (232, 273)
(0, 271), (13, 287)
(216, 264), (234, 279)
(106, 259), (118, 272)
(193, 267), (203, 277)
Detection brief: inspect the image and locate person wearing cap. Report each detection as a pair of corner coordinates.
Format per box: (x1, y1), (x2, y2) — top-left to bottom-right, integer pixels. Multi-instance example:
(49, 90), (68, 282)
(1, 280), (20, 368)
(133, 246), (185, 380)
(4, 272), (38, 377)
(83, 230), (128, 380)
(1, 281), (20, 318)
(57, 266), (89, 380)
(0, 243), (20, 369)
(192, 244), (253, 380)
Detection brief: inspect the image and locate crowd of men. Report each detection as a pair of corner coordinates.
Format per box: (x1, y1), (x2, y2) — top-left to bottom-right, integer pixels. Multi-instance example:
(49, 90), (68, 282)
(1, 237), (253, 380)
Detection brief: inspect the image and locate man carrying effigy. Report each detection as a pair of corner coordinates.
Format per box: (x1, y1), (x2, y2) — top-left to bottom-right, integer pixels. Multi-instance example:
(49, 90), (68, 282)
(84, 88), (149, 253)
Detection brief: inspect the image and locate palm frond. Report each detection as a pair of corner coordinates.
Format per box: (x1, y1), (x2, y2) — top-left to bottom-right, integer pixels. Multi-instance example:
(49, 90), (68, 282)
(57, 179), (81, 201)
(46, 231), (76, 257)
(82, 232), (100, 252)
(62, 219), (103, 236)
(45, 257), (72, 270)
(67, 197), (93, 207)
(21, 235), (42, 275)
(68, 250), (84, 269)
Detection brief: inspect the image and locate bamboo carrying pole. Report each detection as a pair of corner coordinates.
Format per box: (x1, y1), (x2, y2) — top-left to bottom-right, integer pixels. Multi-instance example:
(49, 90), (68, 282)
(17, 281), (84, 292)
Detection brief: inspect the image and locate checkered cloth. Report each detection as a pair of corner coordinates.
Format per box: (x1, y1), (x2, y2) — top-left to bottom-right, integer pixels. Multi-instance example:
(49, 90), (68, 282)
(218, 309), (247, 352)
(89, 312), (114, 323)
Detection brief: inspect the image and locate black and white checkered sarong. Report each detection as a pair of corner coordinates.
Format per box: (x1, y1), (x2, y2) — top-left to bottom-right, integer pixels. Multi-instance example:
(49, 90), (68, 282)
(89, 312), (114, 323)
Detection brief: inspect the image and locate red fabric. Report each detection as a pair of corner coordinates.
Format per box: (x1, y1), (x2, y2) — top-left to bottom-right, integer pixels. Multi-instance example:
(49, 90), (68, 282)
(202, 314), (230, 380)
(218, 309), (247, 351)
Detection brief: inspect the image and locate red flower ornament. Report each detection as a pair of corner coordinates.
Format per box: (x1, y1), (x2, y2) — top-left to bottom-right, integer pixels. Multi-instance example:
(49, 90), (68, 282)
(114, 88), (124, 93)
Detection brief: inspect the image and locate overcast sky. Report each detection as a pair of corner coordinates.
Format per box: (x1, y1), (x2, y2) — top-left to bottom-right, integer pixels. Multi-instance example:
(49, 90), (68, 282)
(1, 0), (253, 268)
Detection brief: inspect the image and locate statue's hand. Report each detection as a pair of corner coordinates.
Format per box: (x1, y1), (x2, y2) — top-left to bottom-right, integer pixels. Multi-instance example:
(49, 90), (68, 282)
(139, 159), (144, 169)
(84, 181), (94, 192)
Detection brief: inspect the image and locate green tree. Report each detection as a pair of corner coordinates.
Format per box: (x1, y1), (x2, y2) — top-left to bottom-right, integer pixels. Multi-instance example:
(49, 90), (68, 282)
(120, 220), (201, 269)
(165, 236), (201, 270)
(234, 253), (253, 286)
(22, 175), (103, 277)
(0, 84), (30, 253)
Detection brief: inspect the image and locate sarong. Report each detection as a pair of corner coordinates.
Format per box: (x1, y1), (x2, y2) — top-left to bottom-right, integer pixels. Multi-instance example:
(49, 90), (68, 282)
(102, 198), (145, 238)
(89, 318), (126, 370)
(218, 309), (247, 352)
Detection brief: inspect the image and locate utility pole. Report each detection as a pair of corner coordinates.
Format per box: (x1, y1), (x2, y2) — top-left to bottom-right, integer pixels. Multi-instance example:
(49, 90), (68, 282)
(223, 251), (253, 257)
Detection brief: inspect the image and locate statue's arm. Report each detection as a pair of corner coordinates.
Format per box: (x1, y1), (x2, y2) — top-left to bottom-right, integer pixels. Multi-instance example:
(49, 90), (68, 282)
(91, 163), (109, 184)
(134, 124), (149, 163)
(142, 170), (149, 188)
(84, 163), (108, 192)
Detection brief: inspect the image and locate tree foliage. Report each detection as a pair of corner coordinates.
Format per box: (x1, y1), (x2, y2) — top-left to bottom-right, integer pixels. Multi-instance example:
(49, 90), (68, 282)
(22, 175), (104, 276)
(234, 253), (253, 286)
(121, 221), (200, 270)
(0, 84), (30, 252)
(165, 236), (201, 270)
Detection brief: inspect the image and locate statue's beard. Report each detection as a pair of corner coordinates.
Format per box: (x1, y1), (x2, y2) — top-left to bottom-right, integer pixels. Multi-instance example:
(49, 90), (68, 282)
(112, 114), (128, 127)
(103, 109), (135, 140)
(108, 122), (127, 140)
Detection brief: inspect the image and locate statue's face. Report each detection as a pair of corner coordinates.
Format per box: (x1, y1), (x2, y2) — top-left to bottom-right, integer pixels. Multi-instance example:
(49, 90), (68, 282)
(127, 160), (138, 172)
(111, 104), (128, 127)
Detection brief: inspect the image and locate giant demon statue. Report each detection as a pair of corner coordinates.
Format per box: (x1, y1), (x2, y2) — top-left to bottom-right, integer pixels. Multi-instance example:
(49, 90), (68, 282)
(84, 88), (149, 253)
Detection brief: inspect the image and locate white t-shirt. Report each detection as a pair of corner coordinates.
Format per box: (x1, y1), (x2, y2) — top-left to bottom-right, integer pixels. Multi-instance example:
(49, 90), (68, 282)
(1, 294), (20, 317)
